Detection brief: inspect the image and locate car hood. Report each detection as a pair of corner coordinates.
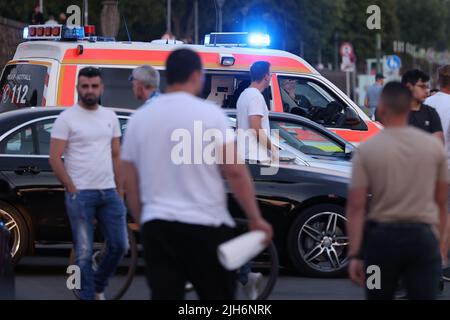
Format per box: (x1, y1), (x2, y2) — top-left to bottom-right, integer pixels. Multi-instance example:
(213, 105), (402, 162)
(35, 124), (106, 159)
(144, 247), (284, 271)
(304, 157), (352, 175)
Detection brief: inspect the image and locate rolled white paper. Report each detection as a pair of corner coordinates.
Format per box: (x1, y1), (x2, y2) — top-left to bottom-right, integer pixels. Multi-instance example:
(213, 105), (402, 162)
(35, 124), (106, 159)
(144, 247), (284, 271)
(217, 231), (267, 271)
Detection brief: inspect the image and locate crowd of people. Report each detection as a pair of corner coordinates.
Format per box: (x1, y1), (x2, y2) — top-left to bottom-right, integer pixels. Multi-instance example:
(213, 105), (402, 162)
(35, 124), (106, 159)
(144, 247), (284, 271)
(45, 35), (450, 300)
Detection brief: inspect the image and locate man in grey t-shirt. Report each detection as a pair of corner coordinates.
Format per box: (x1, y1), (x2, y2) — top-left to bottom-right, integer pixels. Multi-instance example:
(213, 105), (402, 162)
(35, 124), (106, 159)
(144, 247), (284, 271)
(364, 73), (385, 120)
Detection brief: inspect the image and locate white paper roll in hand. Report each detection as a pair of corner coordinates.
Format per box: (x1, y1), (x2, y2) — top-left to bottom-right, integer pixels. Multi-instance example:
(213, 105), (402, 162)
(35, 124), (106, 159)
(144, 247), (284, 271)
(217, 231), (267, 271)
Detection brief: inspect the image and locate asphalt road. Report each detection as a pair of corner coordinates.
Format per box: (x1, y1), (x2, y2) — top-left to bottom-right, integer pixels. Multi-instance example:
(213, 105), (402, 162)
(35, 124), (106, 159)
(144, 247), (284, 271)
(10, 248), (450, 300)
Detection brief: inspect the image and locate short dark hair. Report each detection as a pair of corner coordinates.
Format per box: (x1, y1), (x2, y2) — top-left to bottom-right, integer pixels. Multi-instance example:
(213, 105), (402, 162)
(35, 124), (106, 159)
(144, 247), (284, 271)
(380, 82), (412, 115)
(78, 67), (102, 80)
(401, 69), (430, 86)
(166, 49), (202, 85)
(438, 65), (450, 89)
(250, 61), (271, 82)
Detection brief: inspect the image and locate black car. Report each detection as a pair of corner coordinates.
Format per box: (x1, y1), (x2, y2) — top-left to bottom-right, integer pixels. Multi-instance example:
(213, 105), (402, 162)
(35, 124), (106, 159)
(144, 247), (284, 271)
(0, 107), (350, 277)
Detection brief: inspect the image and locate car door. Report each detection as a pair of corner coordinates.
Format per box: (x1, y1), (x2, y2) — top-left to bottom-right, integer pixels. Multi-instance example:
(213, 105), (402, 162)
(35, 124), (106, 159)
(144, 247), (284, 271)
(0, 116), (69, 242)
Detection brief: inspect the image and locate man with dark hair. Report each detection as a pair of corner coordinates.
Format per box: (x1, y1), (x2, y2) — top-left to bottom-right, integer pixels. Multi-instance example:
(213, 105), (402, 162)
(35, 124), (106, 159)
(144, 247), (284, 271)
(236, 61), (278, 163)
(347, 81), (448, 300)
(402, 69), (444, 142)
(49, 67), (128, 300)
(121, 49), (272, 300)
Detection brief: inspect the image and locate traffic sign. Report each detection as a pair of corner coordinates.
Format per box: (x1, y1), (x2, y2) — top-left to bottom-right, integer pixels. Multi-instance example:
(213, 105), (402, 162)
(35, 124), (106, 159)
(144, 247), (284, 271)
(386, 55), (401, 70)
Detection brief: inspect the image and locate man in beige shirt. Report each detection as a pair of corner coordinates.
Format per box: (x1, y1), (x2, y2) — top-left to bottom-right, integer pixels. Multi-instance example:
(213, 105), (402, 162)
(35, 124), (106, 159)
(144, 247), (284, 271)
(346, 82), (449, 300)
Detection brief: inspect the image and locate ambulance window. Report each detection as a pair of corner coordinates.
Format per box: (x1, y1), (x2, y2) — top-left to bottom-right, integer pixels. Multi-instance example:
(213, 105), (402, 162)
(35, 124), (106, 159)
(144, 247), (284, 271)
(98, 68), (166, 109)
(203, 73), (271, 109)
(278, 76), (365, 130)
(0, 64), (48, 113)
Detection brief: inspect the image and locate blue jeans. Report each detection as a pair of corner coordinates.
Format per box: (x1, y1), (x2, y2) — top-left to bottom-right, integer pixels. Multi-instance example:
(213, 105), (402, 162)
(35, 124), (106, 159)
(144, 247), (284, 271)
(65, 189), (128, 300)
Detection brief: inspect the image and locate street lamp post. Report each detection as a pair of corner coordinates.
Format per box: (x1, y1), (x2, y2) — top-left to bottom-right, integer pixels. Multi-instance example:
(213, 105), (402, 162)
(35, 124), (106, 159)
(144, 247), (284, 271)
(216, 0), (225, 32)
(167, 0), (172, 32)
(194, 0), (199, 44)
(84, 0), (89, 25)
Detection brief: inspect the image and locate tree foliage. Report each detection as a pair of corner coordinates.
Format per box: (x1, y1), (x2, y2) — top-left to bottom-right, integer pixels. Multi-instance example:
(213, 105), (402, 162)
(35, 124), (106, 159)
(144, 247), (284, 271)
(1, 0), (449, 69)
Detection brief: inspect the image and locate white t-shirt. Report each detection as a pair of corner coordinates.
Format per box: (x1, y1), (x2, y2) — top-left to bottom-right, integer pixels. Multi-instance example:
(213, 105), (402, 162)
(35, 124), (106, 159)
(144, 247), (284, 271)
(426, 92), (450, 168)
(236, 88), (271, 162)
(121, 92), (236, 228)
(51, 104), (121, 190)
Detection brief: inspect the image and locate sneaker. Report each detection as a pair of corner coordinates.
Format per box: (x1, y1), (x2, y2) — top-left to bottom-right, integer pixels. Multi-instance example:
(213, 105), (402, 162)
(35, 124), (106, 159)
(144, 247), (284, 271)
(95, 292), (106, 300)
(243, 272), (263, 300)
(185, 282), (194, 292)
(443, 267), (450, 282)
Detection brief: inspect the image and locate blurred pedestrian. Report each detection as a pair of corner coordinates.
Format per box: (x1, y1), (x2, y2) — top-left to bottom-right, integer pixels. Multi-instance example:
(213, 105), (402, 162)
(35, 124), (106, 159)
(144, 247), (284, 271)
(425, 64), (450, 280)
(59, 12), (67, 25)
(121, 48), (273, 300)
(430, 88), (440, 97)
(347, 82), (449, 300)
(236, 61), (278, 163)
(129, 65), (160, 105)
(402, 69), (443, 142)
(49, 67), (128, 300)
(29, 4), (44, 25)
(364, 73), (384, 120)
(45, 14), (58, 25)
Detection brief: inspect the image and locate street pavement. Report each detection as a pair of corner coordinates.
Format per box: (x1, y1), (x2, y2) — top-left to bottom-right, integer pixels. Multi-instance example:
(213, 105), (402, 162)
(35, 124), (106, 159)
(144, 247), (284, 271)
(12, 248), (450, 300)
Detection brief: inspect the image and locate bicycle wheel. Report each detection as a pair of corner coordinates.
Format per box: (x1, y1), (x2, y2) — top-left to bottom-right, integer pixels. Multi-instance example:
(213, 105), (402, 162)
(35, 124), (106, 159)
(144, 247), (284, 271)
(234, 218), (279, 300)
(69, 224), (138, 300)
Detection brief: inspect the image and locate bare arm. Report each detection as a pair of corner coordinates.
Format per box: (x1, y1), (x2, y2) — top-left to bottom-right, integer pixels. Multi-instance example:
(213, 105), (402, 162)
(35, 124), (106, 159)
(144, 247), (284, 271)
(346, 186), (368, 287)
(364, 96), (369, 108)
(49, 138), (77, 193)
(249, 115), (278, 161)
(219, 143), (273, 243)
(111, 137), (123, 196)
(121, 160), (141, 223)
(435, 181), (449, 263)
(434, 131), (445, 144)
(346, 187), (368, 258)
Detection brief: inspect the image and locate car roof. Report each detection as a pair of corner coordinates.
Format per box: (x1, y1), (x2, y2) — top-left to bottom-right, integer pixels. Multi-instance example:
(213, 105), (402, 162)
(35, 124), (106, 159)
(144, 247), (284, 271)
(13, 41), (318, 75)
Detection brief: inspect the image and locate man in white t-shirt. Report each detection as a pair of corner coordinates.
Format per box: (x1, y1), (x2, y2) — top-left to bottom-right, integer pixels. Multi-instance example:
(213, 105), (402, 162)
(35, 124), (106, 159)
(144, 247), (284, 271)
(236, 61), (278, 163)
(49, 67), (128, 300)
(426, 64), (450, 281)
(121, 49), (273, 300)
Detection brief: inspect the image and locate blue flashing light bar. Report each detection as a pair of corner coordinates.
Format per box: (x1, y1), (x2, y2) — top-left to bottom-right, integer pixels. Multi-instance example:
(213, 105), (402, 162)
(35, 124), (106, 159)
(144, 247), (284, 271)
(204, 32), (270, 48)
(248, 33), (271, 47)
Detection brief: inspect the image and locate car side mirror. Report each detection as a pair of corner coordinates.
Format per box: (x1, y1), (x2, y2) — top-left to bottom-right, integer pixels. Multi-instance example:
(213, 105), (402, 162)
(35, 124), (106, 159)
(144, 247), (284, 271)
(345, 143), (354, 157)
(279, 150), (296, 163)
(345, 108), (361, 126)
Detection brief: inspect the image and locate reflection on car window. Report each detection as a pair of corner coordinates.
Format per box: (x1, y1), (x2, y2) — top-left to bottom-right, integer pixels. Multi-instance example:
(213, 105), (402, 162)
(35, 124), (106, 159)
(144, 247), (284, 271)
(36, 119), (54, 155)
(0, 126), (35, 155)
(278, 76), (356, 129)
(270, 120), (344, 157)
(98, 68), (166, 109)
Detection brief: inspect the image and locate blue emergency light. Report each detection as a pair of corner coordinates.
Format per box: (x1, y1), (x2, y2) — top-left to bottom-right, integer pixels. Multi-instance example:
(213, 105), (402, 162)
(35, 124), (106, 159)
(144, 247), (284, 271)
(204, 32), (270, 48)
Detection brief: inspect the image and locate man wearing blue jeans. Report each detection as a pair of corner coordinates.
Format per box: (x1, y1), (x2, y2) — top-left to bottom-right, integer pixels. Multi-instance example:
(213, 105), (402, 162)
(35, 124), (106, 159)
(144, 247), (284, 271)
(50, 67), (128, 300)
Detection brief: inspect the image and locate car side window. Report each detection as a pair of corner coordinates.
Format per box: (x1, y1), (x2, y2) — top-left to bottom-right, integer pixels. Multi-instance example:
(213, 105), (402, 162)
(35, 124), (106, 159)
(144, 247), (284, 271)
(0, 126), (36, 155)
(118, 118), (128, 142)
(270, 119), (345, 158)
(35, 119), (55, 155)
(278, 76), (361, 130)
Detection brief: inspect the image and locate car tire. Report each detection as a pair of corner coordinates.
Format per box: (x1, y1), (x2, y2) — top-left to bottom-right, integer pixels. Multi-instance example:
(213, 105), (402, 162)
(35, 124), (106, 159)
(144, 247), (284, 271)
(0, 202), (28, 264)
(287, 204), (349, 278)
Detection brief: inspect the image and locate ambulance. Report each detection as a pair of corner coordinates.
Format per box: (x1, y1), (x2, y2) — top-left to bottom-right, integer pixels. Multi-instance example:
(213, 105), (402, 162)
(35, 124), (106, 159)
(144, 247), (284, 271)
(0, 25), (381, 144)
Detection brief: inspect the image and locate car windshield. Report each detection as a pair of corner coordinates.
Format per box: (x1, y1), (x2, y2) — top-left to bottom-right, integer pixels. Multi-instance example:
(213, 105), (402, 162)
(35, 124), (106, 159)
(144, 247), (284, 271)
(270, 120), (345, 157)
